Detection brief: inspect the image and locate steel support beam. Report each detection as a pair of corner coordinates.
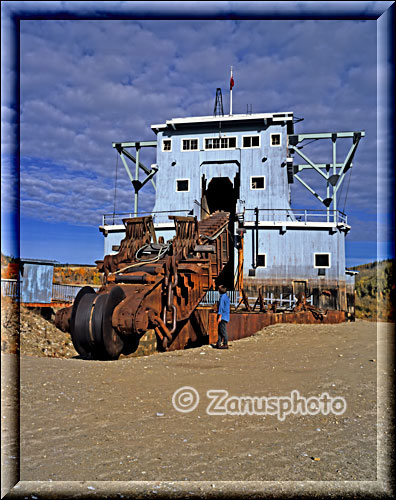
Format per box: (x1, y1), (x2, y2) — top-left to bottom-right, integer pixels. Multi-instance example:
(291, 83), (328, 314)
(296, 163), (345, 171)
(115, 145), (157, 191)
(326, 165), (330, 223)
(289, 130), (364, 215)
(134, 146), (140, 216)
(118, 147), (150, 175)
(333, 139), (360, 194)
(138, 166), (158, 190)
(294, 174), (326, 204)
(119, 151), (157, 193)
(112, 141), (157, 148)
(289, 146), (328, 181)
(332, 136), (337, 213)
(289, 131), (365, 142)
(119, 152), (134, 184)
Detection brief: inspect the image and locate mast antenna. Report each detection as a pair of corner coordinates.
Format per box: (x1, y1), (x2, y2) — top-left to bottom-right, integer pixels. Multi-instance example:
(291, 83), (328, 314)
(230, 66), (234, 115)
(213, 88), (224, 116)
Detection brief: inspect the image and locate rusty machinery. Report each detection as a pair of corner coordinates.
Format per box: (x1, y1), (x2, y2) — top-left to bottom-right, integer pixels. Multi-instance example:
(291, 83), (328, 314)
(55, 212), (231, 359)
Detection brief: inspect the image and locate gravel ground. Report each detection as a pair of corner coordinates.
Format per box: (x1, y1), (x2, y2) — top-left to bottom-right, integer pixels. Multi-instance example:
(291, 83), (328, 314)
(1, 319), (395, 499)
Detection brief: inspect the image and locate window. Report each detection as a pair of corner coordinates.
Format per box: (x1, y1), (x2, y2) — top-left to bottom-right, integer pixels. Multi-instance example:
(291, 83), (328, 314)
(314, 253), (331, 268)
(162, 139), (172, 152)
(250, 176), (265, 190)
(256, 254), (266, 267)
(204, 136), (237, 150)
(182, 139), (198, 151)
(176, 179), (190, 192)
(242, 135), (260, 148)
(270, 133), (281, 147)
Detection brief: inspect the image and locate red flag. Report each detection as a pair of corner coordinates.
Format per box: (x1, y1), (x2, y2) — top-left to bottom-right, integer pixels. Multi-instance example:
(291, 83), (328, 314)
(230, 74), (234, 90)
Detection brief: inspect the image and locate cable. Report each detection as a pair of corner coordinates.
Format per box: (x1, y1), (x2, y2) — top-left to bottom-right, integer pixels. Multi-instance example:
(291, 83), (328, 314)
(298, 138), (319, 149)
(194, 199), (210, 216)
(135, 243), (171, 262)
(337, 169), (345, 203)
(342, 167), (353, 213)
(113, 152), (119, 222)
(201, 224), (228, 241)
(110, 243), (171, 275)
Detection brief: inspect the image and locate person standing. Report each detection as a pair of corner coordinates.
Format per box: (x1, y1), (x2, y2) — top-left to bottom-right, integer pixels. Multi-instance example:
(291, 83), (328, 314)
(216, 285), (230, 349)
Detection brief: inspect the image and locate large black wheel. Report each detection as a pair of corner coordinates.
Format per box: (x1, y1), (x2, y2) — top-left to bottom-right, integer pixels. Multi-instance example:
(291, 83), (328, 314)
(71, 286), (126, 360)
(70, 286), (96, 357)
(90, 293), (110, 359)
(102, 286), (126, 360)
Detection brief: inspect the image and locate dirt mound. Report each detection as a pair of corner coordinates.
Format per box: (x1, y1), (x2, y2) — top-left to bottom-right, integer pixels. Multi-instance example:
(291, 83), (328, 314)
(1, 297), (77, 358)
(1, 297), (157, 359)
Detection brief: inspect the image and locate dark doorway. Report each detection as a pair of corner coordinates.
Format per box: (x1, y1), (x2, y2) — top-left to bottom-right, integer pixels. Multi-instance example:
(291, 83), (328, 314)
(293, 280), (307, 298)
(201, 176), (239, 290)
(204, 177), (236, 214)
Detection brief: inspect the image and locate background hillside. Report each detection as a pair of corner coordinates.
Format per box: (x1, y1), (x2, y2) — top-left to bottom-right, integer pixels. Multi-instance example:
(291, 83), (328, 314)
(1, 254), (102, 285)
(1, 253), (394, 321)
(352, 259), (394, 322)
(52, 264), (102, 286)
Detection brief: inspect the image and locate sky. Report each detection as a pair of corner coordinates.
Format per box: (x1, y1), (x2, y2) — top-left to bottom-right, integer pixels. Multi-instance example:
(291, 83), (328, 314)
(1, 1), (394, 266)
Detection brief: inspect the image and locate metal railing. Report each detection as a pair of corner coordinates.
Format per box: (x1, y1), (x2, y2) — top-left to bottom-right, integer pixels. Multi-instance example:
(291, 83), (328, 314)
(3, 278), (313, 312)
(244, 208), (347, 224)
(198, 290), (313, 309)
(247, 293), (313, 308)
(1, 279), (20, 298)
(1, 280), (100, 303)
(102, 209), (193, 226)
(52, 284), (100, 302)
(199, 290), (240, 307)
(104, 208), (348, 226)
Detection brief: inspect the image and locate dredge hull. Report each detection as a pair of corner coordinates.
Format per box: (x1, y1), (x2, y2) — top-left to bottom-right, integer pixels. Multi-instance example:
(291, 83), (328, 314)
(164, 307), (346, 352)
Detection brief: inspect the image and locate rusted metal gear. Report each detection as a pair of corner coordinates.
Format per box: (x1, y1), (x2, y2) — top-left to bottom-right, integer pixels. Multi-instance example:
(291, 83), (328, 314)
(61, 212), (232, 360)
(293, 292), (327, 320)
(54, 305), (73, 332)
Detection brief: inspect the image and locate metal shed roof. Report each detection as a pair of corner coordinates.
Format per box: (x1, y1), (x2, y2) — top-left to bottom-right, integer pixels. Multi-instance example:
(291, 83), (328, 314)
(20, 258), (59, 265)
(151, 111), (294, 132)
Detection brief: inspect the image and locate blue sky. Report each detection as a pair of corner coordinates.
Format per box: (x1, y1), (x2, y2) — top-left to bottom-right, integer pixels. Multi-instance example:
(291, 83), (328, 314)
(1, 1), (394, 266)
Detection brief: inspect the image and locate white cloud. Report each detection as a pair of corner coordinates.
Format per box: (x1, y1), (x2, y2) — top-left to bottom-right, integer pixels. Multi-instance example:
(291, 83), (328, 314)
(0, 18), (378, 250)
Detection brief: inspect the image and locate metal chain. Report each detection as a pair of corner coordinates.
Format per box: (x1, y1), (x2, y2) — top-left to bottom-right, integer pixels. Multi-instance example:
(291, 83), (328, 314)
(162, 255), (177, 334)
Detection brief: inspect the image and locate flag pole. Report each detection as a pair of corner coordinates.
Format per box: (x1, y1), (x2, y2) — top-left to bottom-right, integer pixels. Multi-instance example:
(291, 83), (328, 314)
(230, 66), (233, 116)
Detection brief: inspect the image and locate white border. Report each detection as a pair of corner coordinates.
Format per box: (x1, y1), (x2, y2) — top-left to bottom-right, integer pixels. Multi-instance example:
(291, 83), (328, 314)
(270, 132), (282, 147)
(176, 178), (190, 192)
(250, 175), (266, 190)
(241, 134), (261, 149)
(313, 252), (331, 268)
(181, 138), (199, 152)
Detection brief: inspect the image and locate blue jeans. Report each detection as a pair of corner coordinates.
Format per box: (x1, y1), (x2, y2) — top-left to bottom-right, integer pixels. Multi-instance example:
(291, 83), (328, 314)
(217, 320), (228, 346)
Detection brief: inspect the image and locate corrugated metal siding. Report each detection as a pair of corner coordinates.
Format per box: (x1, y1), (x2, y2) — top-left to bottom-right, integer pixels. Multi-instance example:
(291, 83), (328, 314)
(20, 263), (54, 303)
(153, 123), (291, 222)
(101, 119), (352, 297)
(242, 227), (346, 280)
(240, 124), (290, 213)
(1, 279), (20, 298)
